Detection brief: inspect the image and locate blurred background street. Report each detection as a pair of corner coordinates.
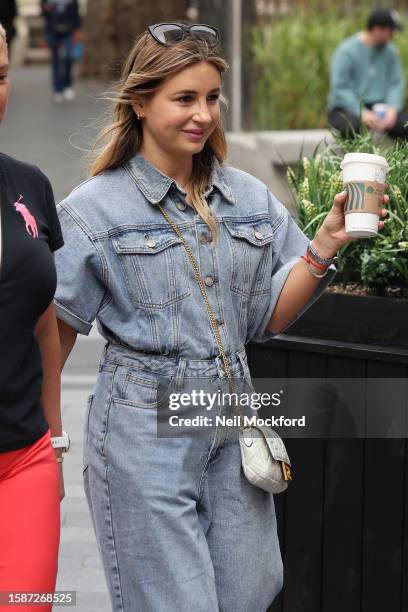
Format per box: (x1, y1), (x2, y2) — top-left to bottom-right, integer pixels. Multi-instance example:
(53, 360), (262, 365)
(1, 65), (103, 202)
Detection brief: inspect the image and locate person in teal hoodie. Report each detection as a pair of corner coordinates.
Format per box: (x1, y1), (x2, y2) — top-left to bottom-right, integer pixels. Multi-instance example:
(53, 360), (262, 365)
(328, 8), (408, 139)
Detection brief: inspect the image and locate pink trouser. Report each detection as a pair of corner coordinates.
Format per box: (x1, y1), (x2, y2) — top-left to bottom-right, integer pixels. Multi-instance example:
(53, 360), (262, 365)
(0, 429), (60, 611)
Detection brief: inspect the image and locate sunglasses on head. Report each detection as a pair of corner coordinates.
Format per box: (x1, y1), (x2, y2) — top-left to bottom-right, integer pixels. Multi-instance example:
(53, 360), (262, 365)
(148, 22), (220, 48)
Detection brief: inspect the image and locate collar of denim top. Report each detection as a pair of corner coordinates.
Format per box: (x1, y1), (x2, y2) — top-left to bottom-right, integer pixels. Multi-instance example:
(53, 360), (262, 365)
(124, 151), (236, 206)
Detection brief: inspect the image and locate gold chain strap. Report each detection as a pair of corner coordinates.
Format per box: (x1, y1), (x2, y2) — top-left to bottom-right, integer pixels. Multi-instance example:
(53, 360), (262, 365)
(157, 203), (292, 483)
(157, 203), (244, 430)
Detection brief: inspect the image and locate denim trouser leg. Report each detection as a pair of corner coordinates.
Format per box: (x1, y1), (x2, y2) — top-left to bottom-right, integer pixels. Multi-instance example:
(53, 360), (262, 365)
(49, 41), (63, 93)
(201, 428), (284, 610)
(61, 35), (73, 89)
(82, 346), (283, 612)
(47, 33), (73, 93)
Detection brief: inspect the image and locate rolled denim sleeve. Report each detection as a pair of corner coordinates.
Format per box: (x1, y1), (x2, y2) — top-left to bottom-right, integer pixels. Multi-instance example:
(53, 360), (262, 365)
(251, 191), (337, 344)
(53, 202), (107, 335)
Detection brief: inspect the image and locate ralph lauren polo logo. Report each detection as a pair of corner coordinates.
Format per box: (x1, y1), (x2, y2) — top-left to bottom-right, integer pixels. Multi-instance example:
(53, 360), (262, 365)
(14, 195), (39, 238)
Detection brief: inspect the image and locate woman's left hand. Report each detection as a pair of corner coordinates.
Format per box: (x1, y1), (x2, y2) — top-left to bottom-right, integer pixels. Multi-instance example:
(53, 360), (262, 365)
(314, 190), (389, 257)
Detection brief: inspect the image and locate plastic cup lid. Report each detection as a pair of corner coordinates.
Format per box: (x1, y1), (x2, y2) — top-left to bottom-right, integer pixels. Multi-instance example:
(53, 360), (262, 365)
(340, 152), (389, 171)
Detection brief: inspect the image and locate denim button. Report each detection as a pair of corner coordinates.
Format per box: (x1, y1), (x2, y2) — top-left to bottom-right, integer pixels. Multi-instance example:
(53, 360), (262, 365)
(205, 276), (214, 287)
(254, 230), (263, 240)
(146, 237), (156, 248)
(176, 202), (187, 211)
(216, 318), (224, 325)
(199, 233), (208, 244)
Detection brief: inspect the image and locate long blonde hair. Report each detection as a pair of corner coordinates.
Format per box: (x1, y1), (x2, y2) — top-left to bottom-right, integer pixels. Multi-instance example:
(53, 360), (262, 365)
(90, 29), (229, 243)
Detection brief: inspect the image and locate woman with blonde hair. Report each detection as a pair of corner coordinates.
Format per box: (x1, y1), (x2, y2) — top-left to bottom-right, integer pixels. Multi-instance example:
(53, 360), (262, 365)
(0, 22), (68, 612)
(54, 23), (388, 611)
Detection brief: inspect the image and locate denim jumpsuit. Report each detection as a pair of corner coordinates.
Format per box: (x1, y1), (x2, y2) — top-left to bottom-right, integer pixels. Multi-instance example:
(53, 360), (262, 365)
(54, 153), (336, 612)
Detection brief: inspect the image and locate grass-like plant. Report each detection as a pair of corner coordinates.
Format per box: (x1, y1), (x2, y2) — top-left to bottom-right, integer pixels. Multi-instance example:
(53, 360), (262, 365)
(287, 131), (408, 295)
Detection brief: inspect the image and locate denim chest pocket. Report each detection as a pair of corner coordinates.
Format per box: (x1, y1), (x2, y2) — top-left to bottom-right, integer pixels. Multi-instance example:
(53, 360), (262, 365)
(112, 227), (191, 309)
(224, 218), (275, 297)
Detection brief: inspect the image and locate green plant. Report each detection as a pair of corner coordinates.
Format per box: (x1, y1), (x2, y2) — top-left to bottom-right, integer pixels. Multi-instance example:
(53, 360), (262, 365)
(288, 132), (408, 295)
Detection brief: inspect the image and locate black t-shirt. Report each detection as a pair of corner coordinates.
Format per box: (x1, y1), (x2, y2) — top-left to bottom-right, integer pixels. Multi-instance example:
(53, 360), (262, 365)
(0, 153), (64, 452)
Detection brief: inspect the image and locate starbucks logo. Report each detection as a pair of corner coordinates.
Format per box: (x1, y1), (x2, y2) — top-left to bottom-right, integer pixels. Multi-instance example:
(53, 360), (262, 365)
(366, 186), (374, 194)
(345, 182), (365, 211)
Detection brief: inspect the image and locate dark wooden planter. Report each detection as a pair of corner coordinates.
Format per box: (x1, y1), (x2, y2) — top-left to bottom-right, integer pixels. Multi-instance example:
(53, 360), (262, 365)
(285, 292), (408, 350)
(247, 323), (408, 612)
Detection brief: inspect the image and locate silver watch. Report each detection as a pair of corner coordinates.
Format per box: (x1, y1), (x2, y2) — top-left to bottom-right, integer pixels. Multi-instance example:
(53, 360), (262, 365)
(51, 430), (70, 452)
(308, 241), (338, 266)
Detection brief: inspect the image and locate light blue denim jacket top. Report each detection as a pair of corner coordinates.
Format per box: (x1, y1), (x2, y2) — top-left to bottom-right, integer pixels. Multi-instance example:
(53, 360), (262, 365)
(53, 152), (337, 355)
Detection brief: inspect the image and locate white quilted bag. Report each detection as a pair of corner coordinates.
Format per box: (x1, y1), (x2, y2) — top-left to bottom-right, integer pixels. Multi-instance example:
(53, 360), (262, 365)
(239, 425), (292, 494)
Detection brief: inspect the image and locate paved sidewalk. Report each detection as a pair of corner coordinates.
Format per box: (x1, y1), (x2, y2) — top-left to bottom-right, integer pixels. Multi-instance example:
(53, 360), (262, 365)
(57, 330), (108, 611)
(56, 383), (109, 611)
(2, 65), (112, 610)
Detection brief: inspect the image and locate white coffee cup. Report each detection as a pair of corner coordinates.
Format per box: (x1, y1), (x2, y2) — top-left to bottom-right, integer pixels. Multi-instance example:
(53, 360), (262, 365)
(340, 152), (389, 238)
